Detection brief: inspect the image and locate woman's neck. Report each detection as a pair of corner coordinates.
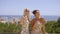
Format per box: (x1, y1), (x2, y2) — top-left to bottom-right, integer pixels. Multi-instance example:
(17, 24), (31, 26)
(36, 16), (40, 20)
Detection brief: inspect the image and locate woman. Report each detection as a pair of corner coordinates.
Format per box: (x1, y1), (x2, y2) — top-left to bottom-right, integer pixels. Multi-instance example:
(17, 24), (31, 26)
(20, 8), (30, 34)
(30, 10), (46, 34)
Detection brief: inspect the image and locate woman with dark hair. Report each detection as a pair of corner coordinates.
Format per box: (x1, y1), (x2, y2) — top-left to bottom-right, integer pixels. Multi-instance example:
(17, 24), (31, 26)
(20, 8), (30, 34)
(30, 10), (46, 34)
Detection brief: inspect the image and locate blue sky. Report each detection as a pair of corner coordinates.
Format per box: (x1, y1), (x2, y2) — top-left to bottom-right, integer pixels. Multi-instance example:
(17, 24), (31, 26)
(0, 0), (60, 16)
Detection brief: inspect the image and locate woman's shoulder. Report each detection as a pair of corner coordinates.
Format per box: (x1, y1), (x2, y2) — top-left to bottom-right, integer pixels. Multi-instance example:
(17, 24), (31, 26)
(21, 16), (27, 19)
(31, 18), (36, 22)
(20, 16), (27, 22)
(39, 17), (45, 23)
(40, 17), (45, 20)
(30, 18), (36, 25)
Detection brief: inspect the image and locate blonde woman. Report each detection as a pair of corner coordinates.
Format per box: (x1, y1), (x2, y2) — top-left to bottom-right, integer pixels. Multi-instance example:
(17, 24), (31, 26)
(30, 10), (46, 34)
(20, 8), (30, 34)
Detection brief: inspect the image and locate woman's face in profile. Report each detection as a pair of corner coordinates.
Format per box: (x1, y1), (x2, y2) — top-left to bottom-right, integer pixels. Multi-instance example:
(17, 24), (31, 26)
(35, 11), (40, 17)
(24, 11), (30, 20)
(25, 11), (29, 15)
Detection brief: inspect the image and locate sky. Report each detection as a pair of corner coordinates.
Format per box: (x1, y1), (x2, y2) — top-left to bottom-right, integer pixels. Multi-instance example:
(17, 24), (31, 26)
(0, 0), (60, 16)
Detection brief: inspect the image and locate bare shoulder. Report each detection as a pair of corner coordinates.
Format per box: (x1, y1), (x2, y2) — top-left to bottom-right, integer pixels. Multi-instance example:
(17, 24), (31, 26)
(40, 17), (45, 20)
(31, 18), (36, 22)
(39, 17), (45, 23)
(30, 18), (36, 24)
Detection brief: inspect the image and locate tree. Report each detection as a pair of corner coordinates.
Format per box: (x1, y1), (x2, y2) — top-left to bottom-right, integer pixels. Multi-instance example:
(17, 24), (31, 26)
(46, 21), (56, 33)
(57, 17), (60, 23)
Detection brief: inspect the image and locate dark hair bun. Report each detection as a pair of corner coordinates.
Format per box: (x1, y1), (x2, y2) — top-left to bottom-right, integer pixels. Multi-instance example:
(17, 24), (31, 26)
(32, 10), (39, 14)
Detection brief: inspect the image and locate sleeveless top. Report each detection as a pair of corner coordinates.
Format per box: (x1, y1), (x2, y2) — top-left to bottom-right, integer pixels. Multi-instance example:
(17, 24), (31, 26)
(31, 18), (43, 34)
(20, 16), (29, 34)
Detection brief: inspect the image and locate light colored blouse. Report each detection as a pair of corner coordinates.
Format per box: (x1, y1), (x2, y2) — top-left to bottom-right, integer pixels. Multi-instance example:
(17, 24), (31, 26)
(20, 16), (29, 34)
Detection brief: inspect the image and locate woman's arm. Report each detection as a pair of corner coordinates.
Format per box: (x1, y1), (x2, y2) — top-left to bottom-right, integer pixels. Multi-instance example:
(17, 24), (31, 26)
(42, 23), (46, 34)
(40, 18), (46, 34)
(30, 19), (36, 31)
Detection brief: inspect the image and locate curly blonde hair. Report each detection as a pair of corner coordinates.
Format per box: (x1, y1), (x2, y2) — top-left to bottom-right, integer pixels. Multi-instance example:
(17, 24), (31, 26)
(24, 8), (30, 21)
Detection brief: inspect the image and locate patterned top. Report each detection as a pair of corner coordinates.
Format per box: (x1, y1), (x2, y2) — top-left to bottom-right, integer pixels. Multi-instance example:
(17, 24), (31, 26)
(20, 16), (29, 34)
(31, 18), (43, 34)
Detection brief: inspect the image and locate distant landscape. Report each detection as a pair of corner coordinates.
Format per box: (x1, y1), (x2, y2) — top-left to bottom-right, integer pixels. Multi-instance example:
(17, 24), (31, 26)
(0, 15), (60, 21)
(0, 15), (60, 34)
